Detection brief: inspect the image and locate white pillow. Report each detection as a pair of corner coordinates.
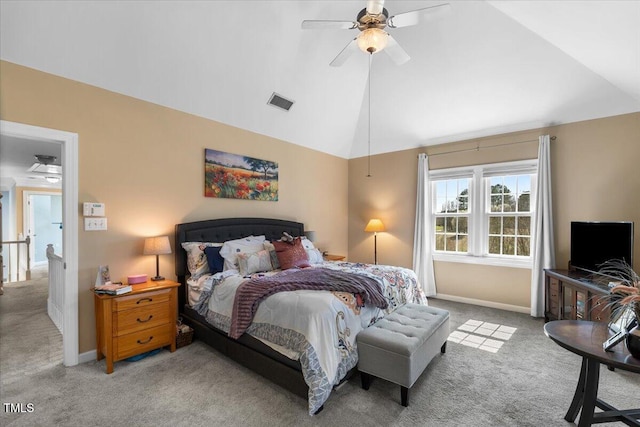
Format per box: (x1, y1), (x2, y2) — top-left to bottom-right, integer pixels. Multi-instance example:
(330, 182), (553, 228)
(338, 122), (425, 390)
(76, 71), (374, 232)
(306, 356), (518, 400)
(306, 248), (324, 264)
(300, 237), (316, 250)
(237, 250), (274, 276)
(219, 235), (266, 271)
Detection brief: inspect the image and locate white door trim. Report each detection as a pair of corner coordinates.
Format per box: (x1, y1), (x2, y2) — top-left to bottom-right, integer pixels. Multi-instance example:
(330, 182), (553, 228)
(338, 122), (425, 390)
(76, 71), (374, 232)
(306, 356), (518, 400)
(0, 120), (79, 367)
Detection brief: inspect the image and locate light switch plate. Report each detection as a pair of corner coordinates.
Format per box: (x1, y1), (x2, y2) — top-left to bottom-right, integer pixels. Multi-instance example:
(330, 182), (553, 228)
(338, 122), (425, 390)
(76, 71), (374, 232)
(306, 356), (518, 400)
(84, 217), (108, 231)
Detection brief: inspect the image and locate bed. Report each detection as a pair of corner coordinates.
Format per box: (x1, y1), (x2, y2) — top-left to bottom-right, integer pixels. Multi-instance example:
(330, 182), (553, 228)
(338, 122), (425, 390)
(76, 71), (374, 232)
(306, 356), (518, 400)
(175, 217), (427, 414)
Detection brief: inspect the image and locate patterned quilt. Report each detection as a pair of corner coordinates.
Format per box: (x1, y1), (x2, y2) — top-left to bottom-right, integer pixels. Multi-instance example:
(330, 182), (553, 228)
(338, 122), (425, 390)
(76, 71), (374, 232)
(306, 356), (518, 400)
(193, 261), (427, 415)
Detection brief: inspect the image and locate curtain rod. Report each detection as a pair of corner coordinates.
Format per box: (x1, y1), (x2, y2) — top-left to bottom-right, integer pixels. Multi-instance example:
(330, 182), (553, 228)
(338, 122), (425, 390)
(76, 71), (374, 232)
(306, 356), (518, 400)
(420, 136), (556, 158)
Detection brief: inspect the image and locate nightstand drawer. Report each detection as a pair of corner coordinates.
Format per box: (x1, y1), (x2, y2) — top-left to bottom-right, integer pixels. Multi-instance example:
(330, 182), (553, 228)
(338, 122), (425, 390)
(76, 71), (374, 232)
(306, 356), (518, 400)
(115, 324), (173, 360)
(114, 304), (171, 336)
(113, 289), (171, 311)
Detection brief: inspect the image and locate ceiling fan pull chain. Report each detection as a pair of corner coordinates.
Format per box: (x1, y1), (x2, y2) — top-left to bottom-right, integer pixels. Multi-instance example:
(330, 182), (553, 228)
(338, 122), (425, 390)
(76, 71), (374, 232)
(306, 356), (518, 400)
(367, 53), (372, 178)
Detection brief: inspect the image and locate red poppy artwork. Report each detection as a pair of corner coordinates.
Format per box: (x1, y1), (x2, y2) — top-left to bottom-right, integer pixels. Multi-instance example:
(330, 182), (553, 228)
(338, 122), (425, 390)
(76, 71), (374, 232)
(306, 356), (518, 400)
(204, 149), (278, 201)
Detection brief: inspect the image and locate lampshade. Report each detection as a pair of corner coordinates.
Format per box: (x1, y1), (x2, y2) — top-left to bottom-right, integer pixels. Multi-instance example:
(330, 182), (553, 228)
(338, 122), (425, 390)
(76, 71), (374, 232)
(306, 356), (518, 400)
(357, 28), (389, 54)
(364, 219), (385, 232)
(143, 236), (172, 255)
(304, 230), (316, 242)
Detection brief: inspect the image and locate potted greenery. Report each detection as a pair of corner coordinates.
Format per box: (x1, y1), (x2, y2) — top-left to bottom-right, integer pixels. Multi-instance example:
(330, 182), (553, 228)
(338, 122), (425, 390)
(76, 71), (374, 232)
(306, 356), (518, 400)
(593, 260), (640, 358)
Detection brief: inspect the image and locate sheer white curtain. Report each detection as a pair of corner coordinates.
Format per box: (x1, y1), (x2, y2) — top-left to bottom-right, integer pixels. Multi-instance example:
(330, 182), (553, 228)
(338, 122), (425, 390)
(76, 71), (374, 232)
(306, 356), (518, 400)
(531, 135), (555, 317)
(413, 153), (437, 296)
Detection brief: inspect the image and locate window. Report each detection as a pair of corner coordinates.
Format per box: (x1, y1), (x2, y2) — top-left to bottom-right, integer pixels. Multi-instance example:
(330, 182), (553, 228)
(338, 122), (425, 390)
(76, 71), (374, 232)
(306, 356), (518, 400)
(434, 179), (469, 253)
(430, 160), (537, 268)
(488, 175), (531, 256)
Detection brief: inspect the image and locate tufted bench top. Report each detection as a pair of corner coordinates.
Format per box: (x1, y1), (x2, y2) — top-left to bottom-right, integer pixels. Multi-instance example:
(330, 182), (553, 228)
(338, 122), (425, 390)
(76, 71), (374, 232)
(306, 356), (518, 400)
(358, 304), (449, 356)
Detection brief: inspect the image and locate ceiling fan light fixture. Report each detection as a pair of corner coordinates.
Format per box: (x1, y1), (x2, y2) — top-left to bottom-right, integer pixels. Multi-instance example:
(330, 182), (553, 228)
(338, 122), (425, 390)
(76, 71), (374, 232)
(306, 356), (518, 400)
(34, 154), (57, 165)
(357, 28), (388, 54)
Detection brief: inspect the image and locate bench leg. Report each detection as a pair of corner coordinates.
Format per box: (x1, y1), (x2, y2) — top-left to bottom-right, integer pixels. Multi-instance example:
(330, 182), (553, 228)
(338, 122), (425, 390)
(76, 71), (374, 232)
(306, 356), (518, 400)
(441, 341), (447, 354)
(401, 386), (409, 407)
(361, 372), (372, 390)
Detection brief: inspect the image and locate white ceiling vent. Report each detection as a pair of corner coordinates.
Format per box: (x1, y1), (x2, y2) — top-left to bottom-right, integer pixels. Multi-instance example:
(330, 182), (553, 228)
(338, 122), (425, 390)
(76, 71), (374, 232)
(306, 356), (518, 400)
(267, 92), (294, 111)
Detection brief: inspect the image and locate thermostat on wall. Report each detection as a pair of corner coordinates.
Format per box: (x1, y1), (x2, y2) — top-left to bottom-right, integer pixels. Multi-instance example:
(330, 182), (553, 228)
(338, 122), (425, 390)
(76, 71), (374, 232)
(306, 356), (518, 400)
(83, 202), (105, 217)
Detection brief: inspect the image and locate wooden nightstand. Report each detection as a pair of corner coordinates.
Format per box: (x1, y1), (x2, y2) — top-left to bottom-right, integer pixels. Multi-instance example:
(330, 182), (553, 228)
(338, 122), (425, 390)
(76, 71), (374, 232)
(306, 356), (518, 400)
(324, 254), (345, 261)
(94, 280), (180, 374)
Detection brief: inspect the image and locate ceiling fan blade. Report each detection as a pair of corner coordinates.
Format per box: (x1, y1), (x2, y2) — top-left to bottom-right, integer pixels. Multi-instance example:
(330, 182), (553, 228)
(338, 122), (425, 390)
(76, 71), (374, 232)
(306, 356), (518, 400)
(301, 20), (358, 30)
(384, 35), (410, 65)
(366, 0), (385, 15)
(330, 38), (359, 67)
(387, 3), (451, 28)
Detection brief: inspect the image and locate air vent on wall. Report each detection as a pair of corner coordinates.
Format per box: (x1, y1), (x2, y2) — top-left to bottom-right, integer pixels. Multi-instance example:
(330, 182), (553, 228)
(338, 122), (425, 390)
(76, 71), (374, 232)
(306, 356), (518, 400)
(267, 92), (294, 111)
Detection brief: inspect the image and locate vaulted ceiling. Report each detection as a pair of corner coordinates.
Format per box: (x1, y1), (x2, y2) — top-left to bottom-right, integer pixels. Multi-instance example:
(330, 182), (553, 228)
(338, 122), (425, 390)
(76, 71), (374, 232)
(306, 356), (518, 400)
(1, 1), (639, 159)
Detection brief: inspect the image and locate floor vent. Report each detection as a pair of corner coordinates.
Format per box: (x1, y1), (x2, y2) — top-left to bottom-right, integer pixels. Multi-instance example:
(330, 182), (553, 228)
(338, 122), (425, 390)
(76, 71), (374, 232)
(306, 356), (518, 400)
(267, 92), (294, 111)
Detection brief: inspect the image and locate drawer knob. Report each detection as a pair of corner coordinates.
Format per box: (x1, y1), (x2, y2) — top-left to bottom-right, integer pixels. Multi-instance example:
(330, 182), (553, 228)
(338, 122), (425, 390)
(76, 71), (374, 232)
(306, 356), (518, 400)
(137, 315), (153, 323)
(137, 336), (153, 345)
(136, 297), (153, 305)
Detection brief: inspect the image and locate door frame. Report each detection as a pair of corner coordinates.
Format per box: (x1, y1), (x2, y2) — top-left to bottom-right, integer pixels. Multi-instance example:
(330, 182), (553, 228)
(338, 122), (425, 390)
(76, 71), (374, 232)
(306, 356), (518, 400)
(0, 120), (79, 367)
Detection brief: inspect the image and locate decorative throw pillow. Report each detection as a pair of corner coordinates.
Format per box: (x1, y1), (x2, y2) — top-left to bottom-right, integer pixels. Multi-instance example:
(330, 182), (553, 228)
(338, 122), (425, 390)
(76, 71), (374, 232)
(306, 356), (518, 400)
(237, 250), (274, 276)
(263, 241), (280, 269)
(272, 237), (311, 270)
(219, 235), (267, 271)
(204, 246), (225, 274)
(181, 242), (223, 279)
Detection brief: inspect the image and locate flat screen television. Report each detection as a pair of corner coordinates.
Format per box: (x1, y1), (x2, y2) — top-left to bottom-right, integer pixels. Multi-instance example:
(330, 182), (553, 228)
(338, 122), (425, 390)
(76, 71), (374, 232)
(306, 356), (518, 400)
(570, 221), (634, 274)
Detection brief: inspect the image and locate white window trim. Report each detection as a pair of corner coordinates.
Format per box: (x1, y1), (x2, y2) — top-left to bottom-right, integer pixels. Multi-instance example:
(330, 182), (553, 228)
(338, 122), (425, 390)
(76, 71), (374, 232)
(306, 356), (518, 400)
(430, 159), (537, 269)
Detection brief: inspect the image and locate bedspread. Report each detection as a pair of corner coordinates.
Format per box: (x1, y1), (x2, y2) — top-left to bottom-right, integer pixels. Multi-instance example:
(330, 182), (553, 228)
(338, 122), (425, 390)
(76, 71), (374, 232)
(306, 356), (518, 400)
(229, 268), (388, 339)
(194, 261), (426, 415)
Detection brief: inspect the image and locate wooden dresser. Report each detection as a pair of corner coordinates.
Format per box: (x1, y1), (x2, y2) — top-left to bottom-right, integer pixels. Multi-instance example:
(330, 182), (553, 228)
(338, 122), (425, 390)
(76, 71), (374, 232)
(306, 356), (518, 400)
(94, 280), (180, 373)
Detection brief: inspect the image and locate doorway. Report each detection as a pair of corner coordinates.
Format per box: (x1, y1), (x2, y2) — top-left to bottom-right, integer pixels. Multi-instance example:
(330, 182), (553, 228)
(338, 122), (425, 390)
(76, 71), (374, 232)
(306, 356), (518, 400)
(0, 120), (79, 367)
(23, 191), (63, 268)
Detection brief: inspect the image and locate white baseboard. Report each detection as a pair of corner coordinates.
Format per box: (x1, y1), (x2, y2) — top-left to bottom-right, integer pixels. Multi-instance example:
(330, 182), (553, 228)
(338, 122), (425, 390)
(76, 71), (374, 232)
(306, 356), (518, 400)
(433, 293), (530, 314)
(78, 350), (97, 364)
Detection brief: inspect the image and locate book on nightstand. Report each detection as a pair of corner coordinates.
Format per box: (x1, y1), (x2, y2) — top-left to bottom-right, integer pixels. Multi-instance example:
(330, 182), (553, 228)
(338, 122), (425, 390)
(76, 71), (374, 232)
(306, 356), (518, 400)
(94, 282), (132, 295)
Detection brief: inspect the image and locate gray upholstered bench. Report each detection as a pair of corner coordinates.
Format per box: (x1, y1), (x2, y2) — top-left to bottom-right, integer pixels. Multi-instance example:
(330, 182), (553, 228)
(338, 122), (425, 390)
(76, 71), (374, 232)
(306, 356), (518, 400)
(356, 304), (450, 407)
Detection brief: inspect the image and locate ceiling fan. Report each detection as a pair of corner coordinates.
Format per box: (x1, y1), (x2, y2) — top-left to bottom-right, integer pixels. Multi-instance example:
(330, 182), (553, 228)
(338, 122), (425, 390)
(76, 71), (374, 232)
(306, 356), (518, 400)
(27, 154), (62, 183)
(302, 0), (450, 66)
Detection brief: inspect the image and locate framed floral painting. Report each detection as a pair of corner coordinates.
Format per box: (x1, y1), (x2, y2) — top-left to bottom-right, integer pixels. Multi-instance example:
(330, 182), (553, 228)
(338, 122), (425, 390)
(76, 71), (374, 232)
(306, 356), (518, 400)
(204, 149), (278, 201)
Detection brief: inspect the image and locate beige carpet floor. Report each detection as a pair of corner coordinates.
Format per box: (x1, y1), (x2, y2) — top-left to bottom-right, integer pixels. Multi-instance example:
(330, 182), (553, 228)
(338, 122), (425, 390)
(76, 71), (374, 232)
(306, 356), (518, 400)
(0, 273), (63, 386)
(1, 287), (638, 426)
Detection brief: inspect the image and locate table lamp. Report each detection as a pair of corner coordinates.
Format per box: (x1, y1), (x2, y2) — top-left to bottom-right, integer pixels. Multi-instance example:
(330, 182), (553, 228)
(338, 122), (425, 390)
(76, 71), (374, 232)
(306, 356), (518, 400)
(143, 235), (172, 281)
(364, 219), (385, 264)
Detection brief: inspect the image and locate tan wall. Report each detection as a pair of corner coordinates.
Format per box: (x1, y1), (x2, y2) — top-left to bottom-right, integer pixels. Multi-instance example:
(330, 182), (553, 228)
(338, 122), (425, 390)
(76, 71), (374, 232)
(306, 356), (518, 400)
(349, 113), (640, 310)
(1, 61), (348, 353)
